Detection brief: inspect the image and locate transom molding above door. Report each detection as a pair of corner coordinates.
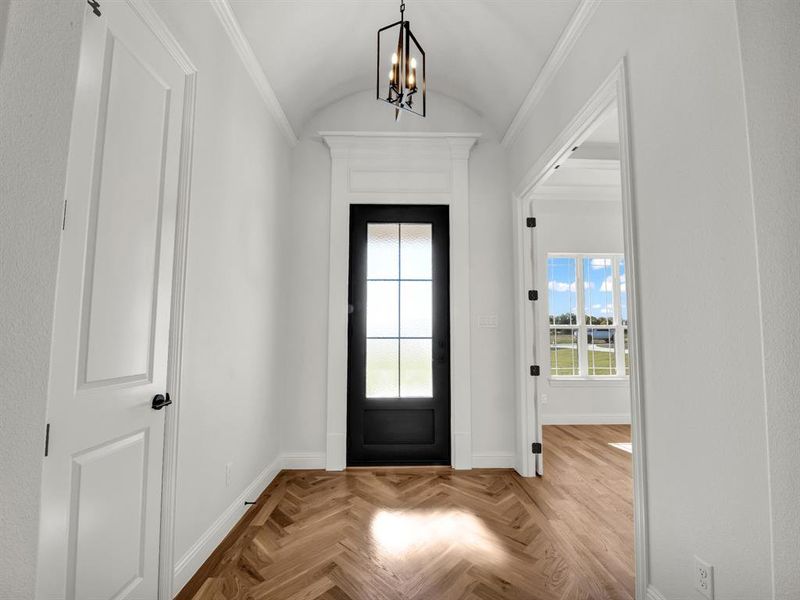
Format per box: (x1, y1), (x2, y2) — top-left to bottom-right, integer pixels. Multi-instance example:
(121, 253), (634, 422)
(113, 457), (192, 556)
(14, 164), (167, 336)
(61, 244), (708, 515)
(321, 132), (479, 471)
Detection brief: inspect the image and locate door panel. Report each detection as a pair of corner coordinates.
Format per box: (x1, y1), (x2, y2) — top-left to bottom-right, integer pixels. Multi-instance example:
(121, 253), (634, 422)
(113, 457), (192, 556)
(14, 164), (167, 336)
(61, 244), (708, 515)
(71, 432), (148, 600)
(347, 205), (450, 466)
(37, 3), (187, 598)
(80, 32), (170, 387)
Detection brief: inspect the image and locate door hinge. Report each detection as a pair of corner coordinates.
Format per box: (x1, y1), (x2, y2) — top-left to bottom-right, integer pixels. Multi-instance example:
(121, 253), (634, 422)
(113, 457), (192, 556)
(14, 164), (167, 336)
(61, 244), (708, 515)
(87, 0), (101, 17)
(61, 199), (68, 230)
(530, 365), (540, 376)
(44, 423), (51, 457)
(531, 442), (542, 454)
(528, 289), (538, 301)
(526, 217), (536, 228)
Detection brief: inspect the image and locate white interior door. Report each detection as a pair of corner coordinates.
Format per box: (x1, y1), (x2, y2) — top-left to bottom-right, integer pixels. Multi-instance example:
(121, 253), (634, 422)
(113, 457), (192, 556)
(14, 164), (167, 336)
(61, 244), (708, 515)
(37, 3), (186, 599)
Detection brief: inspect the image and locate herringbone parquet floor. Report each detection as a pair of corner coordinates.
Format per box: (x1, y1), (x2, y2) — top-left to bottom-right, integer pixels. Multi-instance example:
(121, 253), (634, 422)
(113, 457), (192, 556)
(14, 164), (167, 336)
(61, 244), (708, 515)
(180, 425), (634, 600)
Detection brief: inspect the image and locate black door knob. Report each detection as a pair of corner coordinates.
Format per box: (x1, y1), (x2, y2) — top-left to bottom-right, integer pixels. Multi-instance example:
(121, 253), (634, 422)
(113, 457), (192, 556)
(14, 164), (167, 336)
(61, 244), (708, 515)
(151, 393), (172, 410)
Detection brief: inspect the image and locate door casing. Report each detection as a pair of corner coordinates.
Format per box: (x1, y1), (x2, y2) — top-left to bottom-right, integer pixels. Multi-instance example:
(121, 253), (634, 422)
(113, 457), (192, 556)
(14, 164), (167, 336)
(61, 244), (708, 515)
(510, 59), (649, 599)
(321, 133), (479, 471)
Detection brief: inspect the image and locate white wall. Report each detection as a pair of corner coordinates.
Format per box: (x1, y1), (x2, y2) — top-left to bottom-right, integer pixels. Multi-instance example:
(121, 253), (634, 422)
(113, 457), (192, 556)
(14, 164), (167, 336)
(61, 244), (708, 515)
(533, 198), (630, 424)
(736, 2), (800, 598)
(508, 2), (773, 598)
(281, 91), (516, 466)
(0, 1), (83, 597)
(148, 2), (292, 589)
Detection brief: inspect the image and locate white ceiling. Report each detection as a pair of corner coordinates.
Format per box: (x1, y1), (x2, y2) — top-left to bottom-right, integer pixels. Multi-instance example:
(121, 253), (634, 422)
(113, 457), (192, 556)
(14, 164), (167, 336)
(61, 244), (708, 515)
(229, 0), (582, 135)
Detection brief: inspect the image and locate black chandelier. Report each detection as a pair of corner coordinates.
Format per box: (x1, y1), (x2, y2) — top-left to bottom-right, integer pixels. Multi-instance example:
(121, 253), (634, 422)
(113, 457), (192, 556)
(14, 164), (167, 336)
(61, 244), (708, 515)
(377, 0), (426, 120)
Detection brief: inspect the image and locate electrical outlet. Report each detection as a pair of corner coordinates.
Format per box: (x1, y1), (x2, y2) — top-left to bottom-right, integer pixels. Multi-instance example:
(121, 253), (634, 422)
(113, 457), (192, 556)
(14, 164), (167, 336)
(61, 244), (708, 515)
(225, 462), (233, 488)
(694, 556), (714, 599)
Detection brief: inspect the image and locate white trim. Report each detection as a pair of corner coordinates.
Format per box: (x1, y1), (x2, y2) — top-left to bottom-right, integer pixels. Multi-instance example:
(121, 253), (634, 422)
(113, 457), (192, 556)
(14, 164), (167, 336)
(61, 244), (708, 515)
(130, 0), (196, 72)
(501, 0), (600, 148)
(321, 132), (478, 472)
(115, 2), (198, 599)
(172, 455), (283, 593)
(158, 72), (196, 600)
(542, 413), (631, 425)
(512, 193), (538, 477)
(617, 58), (651, 600)
(646, 585), (669, 600)
(513, 71), (620, 200)
(510, 60), (650, 600)
(208, 0), (298, 146)
(471, 453), (516, 469)
(282, 453), (326, 470)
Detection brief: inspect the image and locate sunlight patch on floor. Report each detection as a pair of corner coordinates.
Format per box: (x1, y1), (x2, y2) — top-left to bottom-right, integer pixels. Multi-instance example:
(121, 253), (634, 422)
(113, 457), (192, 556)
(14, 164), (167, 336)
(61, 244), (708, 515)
(609, 442), (632, 453)
(370, 509), (505, 563)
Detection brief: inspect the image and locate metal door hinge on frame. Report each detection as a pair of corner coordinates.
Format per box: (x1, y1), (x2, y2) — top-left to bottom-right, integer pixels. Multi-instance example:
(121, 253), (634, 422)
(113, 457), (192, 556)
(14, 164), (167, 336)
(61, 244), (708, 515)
(87, 0), (101, 17)
(531, 442), (542, 454)
(529, 365), (540, 377)
(526, 217), (536, 228)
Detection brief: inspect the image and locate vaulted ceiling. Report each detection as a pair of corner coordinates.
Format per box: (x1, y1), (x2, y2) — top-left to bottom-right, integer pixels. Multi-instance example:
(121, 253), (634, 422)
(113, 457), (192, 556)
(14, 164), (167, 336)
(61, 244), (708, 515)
(229, 0), (582, 135)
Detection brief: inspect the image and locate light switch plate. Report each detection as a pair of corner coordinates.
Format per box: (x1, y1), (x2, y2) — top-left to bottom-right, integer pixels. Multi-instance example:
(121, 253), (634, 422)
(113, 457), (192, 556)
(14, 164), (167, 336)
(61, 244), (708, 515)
(478, 314), (498, 328)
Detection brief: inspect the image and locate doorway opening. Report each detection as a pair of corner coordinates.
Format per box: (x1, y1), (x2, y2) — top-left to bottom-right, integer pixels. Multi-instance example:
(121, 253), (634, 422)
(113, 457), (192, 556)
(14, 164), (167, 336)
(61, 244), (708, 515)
(512, 62), (648, 598)
(347, 205), (451, 466)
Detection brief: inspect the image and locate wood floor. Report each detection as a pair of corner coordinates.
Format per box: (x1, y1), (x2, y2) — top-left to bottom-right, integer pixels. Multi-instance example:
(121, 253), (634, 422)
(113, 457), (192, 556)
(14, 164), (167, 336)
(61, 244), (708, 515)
(178, 425), (634, 600)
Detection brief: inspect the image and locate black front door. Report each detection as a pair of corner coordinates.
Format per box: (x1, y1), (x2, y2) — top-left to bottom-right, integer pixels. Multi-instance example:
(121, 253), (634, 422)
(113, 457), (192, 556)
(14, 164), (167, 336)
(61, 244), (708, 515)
(347, 205), (451, 466)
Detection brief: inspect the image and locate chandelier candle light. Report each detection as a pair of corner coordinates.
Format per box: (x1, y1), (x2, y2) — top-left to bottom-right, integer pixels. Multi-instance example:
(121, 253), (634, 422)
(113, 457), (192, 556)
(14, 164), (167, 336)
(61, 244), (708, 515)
(377, 0), (426, 120)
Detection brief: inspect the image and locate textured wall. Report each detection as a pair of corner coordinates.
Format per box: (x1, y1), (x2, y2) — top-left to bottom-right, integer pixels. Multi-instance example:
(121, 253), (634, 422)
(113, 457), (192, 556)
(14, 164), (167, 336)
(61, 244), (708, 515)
(737, 1), (800, 597)
(0, 1), (83, 598)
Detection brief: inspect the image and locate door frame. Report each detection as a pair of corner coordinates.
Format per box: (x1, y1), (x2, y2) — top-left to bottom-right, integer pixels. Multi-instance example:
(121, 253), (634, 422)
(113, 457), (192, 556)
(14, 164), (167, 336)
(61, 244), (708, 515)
(346, 204), (452, 466)
(511, 59), (649, 598)
(321, 132), (479, 471)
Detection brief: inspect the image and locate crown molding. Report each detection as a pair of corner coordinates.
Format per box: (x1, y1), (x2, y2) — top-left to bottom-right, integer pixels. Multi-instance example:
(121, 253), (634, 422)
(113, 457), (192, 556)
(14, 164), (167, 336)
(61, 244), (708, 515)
(209, 0), (298, 146)
(501, 0), (600, 148)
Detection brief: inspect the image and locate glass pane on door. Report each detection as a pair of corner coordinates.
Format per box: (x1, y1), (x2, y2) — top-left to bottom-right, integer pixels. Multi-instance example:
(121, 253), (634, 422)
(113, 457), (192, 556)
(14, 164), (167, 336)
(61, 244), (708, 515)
(366, 223), (433, 398)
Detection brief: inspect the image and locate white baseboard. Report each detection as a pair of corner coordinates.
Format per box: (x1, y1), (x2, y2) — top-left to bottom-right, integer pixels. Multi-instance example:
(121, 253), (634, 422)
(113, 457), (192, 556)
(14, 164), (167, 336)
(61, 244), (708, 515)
(282, 452), (326, 470)
(646, 584), (668, 600)
(542, 413), (631, 425)
(172, 454), (283, 592)
(471, 452), (516, 468)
